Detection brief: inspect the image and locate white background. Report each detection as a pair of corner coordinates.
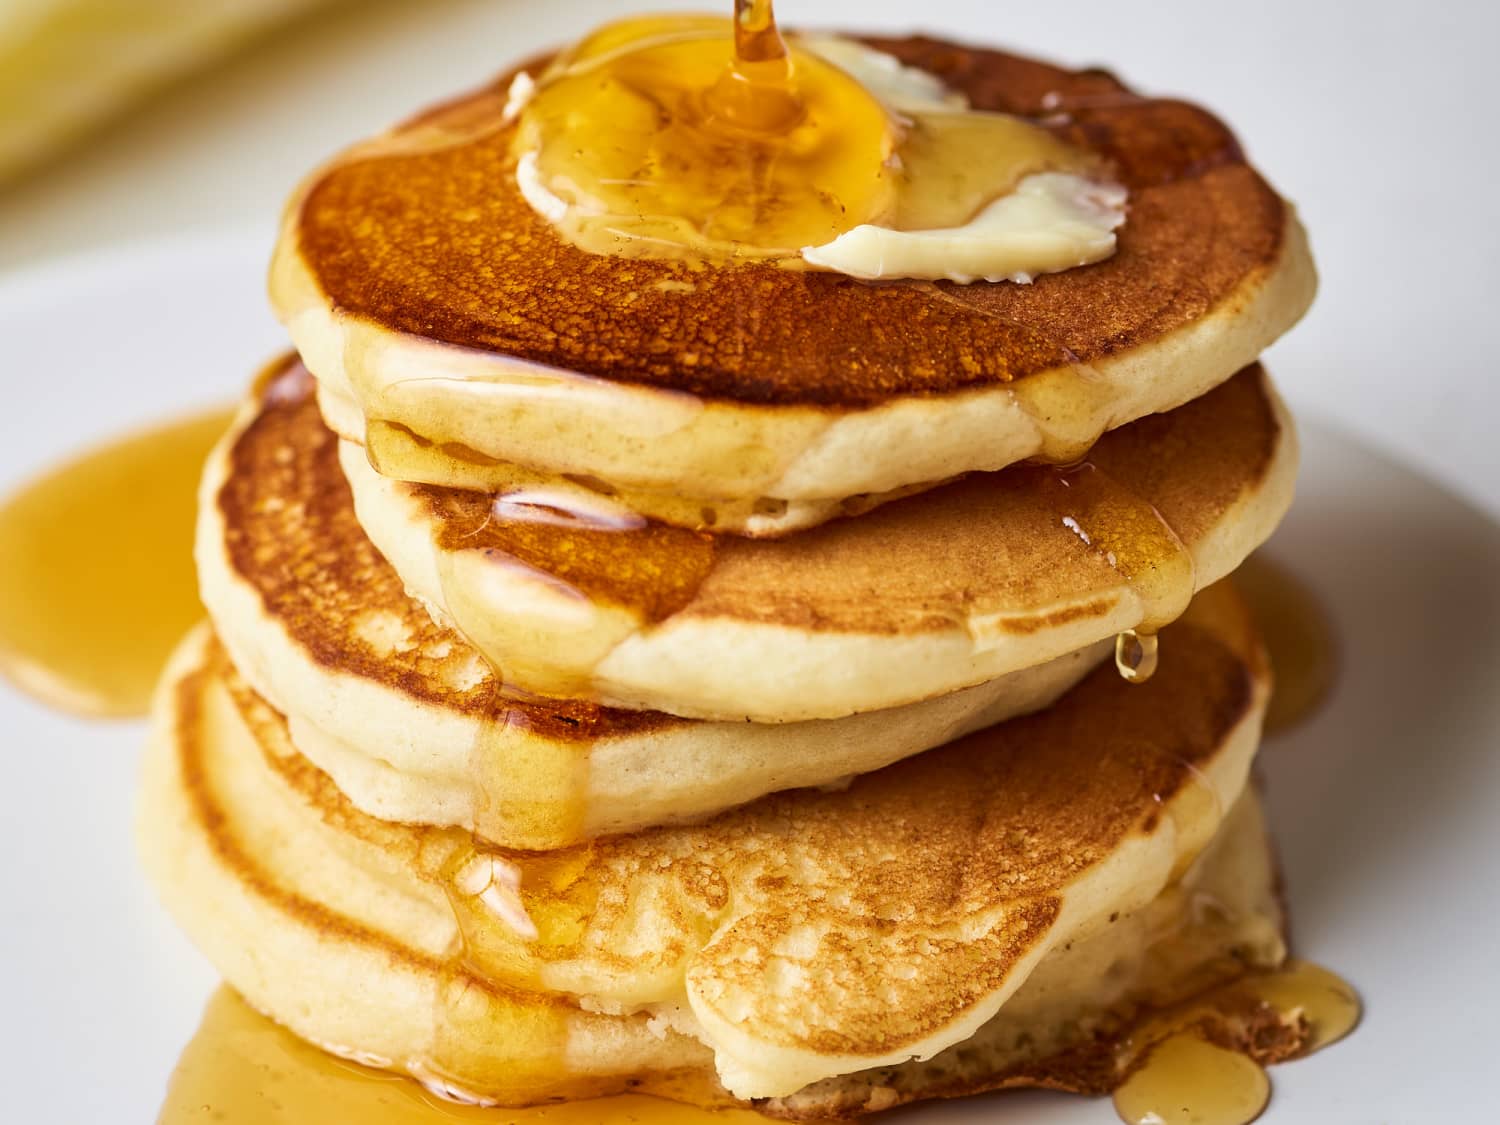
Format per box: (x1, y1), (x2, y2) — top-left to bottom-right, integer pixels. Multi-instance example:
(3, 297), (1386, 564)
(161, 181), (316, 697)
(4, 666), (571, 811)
(0, 0), (1497, 513)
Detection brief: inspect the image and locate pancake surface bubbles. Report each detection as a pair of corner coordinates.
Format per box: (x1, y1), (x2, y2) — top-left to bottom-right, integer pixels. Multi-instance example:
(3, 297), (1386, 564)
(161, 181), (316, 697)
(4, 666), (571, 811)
(273, 33), (1315, 516)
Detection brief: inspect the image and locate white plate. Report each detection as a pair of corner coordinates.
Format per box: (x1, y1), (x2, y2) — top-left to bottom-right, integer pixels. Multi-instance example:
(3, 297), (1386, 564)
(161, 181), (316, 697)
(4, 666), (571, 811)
(0, 239), (1494, 1123)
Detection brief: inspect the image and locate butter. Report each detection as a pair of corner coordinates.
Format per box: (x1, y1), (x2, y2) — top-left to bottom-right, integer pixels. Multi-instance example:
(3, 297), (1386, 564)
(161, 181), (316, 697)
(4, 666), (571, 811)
(510, 24), (1127, 285)
(802, 172), (1127, 283)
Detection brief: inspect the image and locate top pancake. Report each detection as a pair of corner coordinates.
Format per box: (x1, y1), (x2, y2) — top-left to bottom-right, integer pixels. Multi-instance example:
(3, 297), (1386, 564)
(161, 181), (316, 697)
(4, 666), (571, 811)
(273, 32), (1315, 513)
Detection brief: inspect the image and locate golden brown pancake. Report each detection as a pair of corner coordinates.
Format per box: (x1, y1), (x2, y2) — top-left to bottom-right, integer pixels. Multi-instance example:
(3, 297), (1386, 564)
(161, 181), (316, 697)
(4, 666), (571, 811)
(137, 579), (1288, 1110)
(335, 361), (1297, 718)
(294, 39), (1288, 404)
(273, 33), (1314, 514)
(197, 358), (1104, 849)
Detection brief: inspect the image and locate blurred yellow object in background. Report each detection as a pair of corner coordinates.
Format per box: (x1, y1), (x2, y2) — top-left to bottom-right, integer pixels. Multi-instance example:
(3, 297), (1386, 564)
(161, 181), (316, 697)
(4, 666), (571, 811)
(0, 0), (332, 184)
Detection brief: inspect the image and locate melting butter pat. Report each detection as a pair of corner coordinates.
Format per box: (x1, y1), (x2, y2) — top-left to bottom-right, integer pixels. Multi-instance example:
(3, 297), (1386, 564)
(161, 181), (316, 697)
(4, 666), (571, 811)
(802, 173), (1127, 283)
(510, 23), (1128, 285)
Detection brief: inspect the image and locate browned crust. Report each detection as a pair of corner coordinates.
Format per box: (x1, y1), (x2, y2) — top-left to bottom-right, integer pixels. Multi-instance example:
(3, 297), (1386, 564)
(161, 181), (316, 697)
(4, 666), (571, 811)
(295, 34), (1287, 407)
(217, 359), (675, 740)
(172, 627), (1288, 1119)
(171, 659), (543, 1009)
(397, 362), (1282, 634)
(164, 576), (1286, 1116)
(761, 982), (1307, 1120)
(215, 579), (1260, 1025)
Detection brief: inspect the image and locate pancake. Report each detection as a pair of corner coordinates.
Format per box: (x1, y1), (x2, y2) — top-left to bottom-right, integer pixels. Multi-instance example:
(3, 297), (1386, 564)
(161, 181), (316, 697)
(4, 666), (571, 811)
(272, 33), (1315, 525)
(199, 358), (1106, 850)
(334, 361), (1296, 719)
(139, 578), (1274, 1104)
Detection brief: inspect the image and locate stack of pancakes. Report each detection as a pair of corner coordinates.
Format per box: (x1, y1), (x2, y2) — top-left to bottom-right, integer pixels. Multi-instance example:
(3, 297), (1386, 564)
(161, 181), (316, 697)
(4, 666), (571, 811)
(139, 32), (1317, 1119)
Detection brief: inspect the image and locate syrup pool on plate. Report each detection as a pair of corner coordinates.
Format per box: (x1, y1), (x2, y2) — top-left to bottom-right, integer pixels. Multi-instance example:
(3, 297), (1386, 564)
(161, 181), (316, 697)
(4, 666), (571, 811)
(0, 407), (231, 717)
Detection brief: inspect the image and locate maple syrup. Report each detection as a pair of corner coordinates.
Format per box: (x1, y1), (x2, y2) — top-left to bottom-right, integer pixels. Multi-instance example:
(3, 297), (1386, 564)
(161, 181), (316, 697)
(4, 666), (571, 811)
(1234, 554), (1337, 734)
(1114, 1032), (1270, 1125)
(513, 5), (1101, 261)
(426, 482), (717, 698)
(161, 986), (768, 1124)
(464, 704), (594, 850)
(384, 413), (1207, 696)
(1029, 459), (1195, 685)
(0, 408), (231, 717)
(413, 451), (1197, 696)
(1111, 959), (1362, 1125)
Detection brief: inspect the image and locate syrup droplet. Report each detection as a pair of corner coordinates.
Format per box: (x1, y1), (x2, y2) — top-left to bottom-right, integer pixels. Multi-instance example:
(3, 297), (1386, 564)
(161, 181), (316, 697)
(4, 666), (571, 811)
(1116, 629), (1159, 683)
(0, 407), (232, 716)
(1033, 459), (1195, 685)
(161, 986), (768, 1123)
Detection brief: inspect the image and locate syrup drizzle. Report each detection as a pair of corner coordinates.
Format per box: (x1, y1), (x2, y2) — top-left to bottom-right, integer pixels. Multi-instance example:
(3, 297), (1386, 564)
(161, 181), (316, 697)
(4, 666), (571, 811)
(382, 415), (1202, 696)
(0, 408), (231, 717)
(1112, 960), (1361, 1125)
(425, 482), (716, 699)
(511, 6), (1102, 261)
(413, 451), (1195, 697)
(712, 0), (801, 132)
(1030, 459), (1195, 685)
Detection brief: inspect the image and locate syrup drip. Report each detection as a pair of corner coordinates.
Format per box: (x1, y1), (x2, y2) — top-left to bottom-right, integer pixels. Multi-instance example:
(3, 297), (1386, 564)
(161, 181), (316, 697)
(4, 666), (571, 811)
(438, 836), (601, 990)
(400, 414), (1199, 700)
(1112, 959), (1361, 1125)
(0, 408), (231, 716)
(1116, 630), (1159, 684)
(1031, 459), (1195, 685)
(463, 701), (593, 847)
(421, 451), (1194, 701)
(712, 0), (801, 132)
(1234, 554), (1337, 735)
(426, 484), (716, 698)
(161, 986), (767, 1124)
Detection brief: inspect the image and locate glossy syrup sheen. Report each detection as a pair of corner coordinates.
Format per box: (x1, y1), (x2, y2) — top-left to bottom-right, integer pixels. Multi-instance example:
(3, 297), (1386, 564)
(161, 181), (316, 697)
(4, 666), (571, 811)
(1114, 1033), (1270, 1125)
(161, 986), (769, 1124)
(294, 31), (1280, 408)
(415, 449), (1195, 694)
(514, 4), (1097, 260)
(159, 962), (1359, 1124)
(1024, 459), (1195, 684)
(1112, 960), (1361, 1125)
(0, 408), (231, 716)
